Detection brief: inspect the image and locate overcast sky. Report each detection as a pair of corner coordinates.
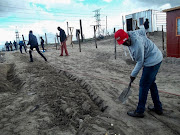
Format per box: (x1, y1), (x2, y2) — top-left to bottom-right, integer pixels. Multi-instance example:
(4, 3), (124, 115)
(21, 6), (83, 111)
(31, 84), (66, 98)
(0, 0), (180, 47)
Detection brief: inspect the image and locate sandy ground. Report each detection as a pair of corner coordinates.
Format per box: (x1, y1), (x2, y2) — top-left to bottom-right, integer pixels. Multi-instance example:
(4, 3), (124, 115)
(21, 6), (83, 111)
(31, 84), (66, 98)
(0, 33), (180, 135)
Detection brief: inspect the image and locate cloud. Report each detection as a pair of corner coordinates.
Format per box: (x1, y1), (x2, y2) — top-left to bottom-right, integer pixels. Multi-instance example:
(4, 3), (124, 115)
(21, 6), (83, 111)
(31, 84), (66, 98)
(103, 0), (112, 2)
(29, 0), (71, 5)
(0, 28), (15, 44)
(159, 3), (171, 10)
(136, 0), (180, 9)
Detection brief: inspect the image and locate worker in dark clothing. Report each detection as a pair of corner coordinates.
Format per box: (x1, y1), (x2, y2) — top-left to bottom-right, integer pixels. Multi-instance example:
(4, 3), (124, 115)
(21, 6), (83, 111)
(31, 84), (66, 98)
(57, 26), (69, 56)
(19, 40), (27, 53)
(27, 30), (47, 62)
(5, 41), (9, 51)
(144, 19), (149, 35)
(13, 40), (17, 50)
(40, 37), (45, 52)
(9, 41), (13, 51)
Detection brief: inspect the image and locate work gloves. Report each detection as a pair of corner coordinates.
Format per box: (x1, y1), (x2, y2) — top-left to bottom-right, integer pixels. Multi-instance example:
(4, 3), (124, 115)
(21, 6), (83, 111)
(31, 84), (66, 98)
(130, 76), (136, 83)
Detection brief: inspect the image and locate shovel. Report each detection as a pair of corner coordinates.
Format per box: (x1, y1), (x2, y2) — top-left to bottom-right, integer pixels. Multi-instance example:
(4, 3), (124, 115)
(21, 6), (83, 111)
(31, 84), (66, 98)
(119, 80), (132, 103)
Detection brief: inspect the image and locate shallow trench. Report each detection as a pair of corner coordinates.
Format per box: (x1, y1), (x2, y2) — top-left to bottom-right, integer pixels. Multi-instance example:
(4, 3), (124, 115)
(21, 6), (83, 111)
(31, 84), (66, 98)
(0, 63), (23, 93)
(1, 54), (114, 134)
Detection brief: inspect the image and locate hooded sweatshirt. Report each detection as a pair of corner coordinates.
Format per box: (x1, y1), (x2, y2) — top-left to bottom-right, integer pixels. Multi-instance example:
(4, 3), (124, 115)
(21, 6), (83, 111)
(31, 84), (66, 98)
(28, 33), (38, 47)
(128, 29), (163, 77)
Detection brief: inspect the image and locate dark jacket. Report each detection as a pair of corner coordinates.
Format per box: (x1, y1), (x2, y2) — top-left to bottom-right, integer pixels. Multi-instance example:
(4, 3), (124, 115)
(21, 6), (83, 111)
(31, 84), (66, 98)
(59, 29), (67, 42)
(28, 33), (38, 47)
(41, 38), (44, 45)
(19, 41), (24, 46)
(144, 20), (149, 29)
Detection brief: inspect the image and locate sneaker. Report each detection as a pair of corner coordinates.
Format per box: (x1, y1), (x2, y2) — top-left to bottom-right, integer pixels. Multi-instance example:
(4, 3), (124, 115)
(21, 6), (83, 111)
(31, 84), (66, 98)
(29, 60), (33, 62)
(59, 55), (63, 56)
(127, 110), (144, 118)
(148, 105), (163, 115)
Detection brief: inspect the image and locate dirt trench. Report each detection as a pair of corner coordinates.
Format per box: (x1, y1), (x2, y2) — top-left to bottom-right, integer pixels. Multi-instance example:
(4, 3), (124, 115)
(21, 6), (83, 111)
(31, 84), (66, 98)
(0, 52), (124, 135)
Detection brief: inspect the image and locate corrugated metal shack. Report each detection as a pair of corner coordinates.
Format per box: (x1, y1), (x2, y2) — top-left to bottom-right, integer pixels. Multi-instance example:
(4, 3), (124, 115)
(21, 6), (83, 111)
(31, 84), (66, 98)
(163, 6), (180, 58)
(125, 9), (166, 32)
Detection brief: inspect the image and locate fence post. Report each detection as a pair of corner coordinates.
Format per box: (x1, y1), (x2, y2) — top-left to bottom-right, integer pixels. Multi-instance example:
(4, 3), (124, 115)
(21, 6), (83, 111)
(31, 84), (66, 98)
(45, 33), (47, 45)
(80, 19), (83, 42)
(94, 26), (97, 48)
(122, 16), (124, 30)
(162, 25), (164, 51)
(67, 22), (69, 35)
(55, 37), (57, 50)
(106, 16), (107, 36)
(78, 33), (81, 52)
(114, 28), (116, 59)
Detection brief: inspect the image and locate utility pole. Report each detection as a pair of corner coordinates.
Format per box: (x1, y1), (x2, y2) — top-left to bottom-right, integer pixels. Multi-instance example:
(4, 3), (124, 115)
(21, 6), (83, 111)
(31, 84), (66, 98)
(93, 9), (101, 37)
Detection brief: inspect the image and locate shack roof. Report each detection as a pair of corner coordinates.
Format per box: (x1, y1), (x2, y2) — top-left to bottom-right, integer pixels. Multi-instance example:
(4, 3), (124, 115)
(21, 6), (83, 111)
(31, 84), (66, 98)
(163, 6), (180, 12)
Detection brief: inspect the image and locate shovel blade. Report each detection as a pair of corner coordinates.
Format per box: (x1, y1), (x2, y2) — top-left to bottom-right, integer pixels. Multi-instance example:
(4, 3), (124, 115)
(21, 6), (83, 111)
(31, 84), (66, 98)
(118, 88), (132, 103)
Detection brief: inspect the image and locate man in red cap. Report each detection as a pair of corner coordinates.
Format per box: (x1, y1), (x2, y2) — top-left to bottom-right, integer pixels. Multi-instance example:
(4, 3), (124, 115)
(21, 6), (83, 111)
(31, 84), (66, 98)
(115, 29), (163, 118)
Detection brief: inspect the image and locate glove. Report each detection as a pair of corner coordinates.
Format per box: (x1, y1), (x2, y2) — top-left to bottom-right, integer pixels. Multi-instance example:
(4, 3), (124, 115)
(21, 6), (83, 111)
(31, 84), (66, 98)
(130, 76), (136, 83)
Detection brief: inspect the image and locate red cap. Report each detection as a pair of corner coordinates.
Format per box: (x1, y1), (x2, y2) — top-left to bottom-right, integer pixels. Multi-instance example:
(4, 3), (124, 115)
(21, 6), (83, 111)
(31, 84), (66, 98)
(114, 29), (129, 45)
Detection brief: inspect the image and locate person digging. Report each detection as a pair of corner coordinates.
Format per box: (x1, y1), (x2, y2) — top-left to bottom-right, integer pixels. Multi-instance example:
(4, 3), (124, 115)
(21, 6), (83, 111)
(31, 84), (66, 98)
(114, 29), (163, 118)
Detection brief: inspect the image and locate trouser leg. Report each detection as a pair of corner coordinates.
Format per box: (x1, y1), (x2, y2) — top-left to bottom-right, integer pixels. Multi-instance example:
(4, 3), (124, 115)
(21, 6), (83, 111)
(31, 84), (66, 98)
(136, 62), (161, 113)
(29, 47), (33, 61)
(20, 45), (22, 53)
(150, 82), (162, 111)
(64, 41), (69, 56)
(42, 44), (45, 51)
(24, 46), (27, 53)
(36, 47), (47, 61)
(60, 43), (64, 55)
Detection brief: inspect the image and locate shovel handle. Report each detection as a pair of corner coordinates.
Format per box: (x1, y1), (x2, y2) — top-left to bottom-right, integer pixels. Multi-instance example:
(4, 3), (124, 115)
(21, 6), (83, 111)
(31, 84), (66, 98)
(128, 80), (132, 89)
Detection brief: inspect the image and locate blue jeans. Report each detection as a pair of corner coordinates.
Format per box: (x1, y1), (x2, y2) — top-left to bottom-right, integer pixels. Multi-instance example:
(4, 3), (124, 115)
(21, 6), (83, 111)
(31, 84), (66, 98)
(136, 62), (162, 113)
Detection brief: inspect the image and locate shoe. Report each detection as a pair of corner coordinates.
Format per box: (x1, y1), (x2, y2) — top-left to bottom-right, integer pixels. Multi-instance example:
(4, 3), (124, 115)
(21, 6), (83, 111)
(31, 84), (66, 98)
(148, 105), (163, 115)
(30, 60), (33, 62)
(59, 55), (63, 56)
(127, 110), (144, 118)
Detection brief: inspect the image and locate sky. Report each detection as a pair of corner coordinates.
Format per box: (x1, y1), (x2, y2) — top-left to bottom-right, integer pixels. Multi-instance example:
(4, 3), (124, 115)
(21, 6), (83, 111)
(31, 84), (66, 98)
(0, 0), (180, 49)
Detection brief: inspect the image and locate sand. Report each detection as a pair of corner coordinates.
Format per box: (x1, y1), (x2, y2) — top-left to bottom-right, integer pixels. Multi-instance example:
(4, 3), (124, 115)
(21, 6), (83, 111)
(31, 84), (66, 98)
(0, 32), (180, 135)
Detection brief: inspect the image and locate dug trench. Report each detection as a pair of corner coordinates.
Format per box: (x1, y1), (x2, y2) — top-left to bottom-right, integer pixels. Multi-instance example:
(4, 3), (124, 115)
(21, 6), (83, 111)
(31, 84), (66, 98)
(0, 52), (124, 135)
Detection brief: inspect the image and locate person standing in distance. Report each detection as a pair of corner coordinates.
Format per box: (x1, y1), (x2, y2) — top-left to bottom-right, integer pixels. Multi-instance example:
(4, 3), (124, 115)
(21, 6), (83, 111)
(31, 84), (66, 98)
(27, 30), (47, 62)
(144, 18), (149, 36)
(57, 26), (69, 56)
(40, 36), (45, 52)
(114, 28), (163, 118)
